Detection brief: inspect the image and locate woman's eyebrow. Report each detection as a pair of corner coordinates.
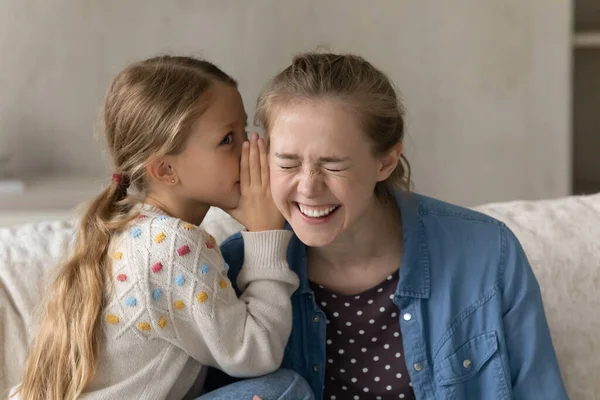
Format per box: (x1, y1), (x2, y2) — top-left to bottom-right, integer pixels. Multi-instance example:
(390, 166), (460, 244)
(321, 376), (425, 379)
(274, 152), (299, 160)
(274, 153), (350, 163)
(318, 156), (350, 163)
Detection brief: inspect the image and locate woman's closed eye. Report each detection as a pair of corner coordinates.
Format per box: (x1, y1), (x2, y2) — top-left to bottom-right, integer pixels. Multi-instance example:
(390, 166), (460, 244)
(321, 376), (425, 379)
(277, 164), (299, 170)
(323, 163), (349, 172)
(277, 164), (347, 172)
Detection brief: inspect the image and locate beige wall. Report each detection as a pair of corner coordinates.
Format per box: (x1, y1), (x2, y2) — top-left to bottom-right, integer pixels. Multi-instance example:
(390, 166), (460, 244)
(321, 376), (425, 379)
(0, 0), (571, 206)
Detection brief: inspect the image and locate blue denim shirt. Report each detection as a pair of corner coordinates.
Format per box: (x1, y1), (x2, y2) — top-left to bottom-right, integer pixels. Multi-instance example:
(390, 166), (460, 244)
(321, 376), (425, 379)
(217, 193), (569, 400)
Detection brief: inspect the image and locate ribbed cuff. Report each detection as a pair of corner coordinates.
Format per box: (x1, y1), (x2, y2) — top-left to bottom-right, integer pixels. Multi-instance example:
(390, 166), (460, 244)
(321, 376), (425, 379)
(241, 230), (293, 269)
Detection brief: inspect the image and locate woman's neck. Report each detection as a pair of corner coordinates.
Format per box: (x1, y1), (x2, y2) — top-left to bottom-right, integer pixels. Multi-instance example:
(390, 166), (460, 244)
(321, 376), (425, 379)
(308, 194), (403, 273)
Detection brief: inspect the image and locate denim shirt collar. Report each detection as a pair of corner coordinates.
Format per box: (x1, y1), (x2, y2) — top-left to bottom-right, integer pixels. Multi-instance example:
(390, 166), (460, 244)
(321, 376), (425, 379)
(286, 191), (431, 299)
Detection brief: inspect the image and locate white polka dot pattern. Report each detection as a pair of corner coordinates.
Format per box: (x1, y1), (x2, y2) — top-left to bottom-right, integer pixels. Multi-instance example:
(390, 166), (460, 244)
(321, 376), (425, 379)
(313, 269), (415, 400)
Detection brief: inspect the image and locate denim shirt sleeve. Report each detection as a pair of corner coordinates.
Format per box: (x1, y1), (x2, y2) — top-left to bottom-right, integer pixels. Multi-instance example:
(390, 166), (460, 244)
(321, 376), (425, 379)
(500, 226), (569, 399)
(220, 232), (245, 295)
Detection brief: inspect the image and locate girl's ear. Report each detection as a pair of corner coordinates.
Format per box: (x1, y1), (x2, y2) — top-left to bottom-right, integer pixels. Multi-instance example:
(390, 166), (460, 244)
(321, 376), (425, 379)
(146, 156), (178, 185)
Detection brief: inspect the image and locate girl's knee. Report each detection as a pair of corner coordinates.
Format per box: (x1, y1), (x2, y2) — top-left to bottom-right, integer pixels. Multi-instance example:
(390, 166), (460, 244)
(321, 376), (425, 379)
(269, 368), (296, 381)
(269, 369), (314, 399)
(268, 368), (302, 385)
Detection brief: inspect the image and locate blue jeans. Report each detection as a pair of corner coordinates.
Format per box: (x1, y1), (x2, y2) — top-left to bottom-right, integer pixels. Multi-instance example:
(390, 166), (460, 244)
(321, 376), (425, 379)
(198, 369), (314, 400)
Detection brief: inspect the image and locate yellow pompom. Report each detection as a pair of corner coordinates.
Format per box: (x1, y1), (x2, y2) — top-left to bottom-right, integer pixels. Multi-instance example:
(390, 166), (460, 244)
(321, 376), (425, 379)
(209, 235), (217, 246)
(174, 300), (185, 310)
(154, 232), (166, 243)
(113, 252), (123, 260)
(138, 322), (151, 331)
(158, 316), (167, 328)
(106, 314), (119, 324)
(196, 291), (208, 303)
(183, 223), (196, 230)
(218, 280), (228, 289)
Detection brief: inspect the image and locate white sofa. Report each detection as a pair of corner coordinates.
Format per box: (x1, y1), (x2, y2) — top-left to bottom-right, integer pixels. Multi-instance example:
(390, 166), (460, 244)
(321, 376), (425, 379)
(1, 195), (599, 399)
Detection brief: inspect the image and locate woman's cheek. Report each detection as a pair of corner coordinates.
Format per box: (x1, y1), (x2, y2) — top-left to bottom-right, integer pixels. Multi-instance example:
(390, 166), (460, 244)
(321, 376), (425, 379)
(269, 172), (288, 205)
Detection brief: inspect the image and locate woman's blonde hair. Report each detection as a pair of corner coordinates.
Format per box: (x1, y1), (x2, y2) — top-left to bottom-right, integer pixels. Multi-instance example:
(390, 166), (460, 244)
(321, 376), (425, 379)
(255, 52), (411, 197)
(15, 56), (236, 400)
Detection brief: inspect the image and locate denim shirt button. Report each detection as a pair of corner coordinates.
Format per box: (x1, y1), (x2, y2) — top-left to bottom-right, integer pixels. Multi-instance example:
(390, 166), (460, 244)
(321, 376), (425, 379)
(313, 365), (319, 372)
(414, 362), (423, 372)
(403, 312), (412, 321)
(312, 315), (320, 323)
(463, 359), (472, 369)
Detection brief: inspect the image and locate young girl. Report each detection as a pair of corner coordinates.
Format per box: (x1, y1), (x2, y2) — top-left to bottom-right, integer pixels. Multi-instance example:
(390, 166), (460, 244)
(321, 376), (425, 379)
(12, 56), (313, 400)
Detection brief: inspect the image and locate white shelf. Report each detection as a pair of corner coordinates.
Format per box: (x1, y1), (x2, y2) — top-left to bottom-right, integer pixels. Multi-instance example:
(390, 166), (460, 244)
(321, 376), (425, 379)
(574, 32), (600, 48)
(0, 210), (77, 227)
(0, 174), (107, 211)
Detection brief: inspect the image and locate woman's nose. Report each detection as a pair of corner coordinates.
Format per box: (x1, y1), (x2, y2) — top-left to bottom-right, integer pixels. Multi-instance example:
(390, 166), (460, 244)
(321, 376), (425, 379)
(297, 169), (324, 198)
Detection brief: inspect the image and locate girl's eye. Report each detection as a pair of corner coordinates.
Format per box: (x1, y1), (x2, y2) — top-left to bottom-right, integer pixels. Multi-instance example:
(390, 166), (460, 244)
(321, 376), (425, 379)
(220, 133), (234, 145)
(279, 165), (297, 170)
(325, 168), (343, 172)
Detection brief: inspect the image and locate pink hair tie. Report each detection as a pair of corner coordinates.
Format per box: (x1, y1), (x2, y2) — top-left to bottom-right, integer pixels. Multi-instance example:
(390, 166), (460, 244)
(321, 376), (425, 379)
(112, 173), (124, 184)
(112, 173), (130, 189)
(112, 173), (130, 201)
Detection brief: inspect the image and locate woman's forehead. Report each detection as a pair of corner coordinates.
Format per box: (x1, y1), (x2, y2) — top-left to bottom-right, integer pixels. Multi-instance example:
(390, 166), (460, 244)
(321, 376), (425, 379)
(269, 103), (364, 143)
(268, 121), (372, 163)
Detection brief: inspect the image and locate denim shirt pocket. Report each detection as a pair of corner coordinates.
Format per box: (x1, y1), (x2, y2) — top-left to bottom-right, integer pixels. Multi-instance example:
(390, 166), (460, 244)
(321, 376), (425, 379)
(434, 331), (498, 386)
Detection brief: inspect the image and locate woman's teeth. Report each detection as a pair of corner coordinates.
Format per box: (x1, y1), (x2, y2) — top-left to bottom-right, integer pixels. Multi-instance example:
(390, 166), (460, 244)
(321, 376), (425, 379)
(298, 204), (338, 218)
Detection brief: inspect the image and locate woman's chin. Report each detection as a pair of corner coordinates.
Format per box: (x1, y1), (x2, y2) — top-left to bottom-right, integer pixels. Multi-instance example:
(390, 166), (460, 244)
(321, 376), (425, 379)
(294, 231), (338, 247)
(289, 209), (344, 247)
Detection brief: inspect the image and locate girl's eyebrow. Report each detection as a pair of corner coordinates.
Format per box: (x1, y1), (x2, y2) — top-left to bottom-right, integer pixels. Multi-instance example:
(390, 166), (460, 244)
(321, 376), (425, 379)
(216, 114), (248, 132)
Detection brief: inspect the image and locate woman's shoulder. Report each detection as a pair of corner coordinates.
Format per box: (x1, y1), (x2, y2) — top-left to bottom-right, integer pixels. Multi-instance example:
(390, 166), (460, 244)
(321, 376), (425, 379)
(402, 192), (509, 241)
(403, 192), (500, 225)
(403, 193), (527, 283)
(403, 192), (525, 266)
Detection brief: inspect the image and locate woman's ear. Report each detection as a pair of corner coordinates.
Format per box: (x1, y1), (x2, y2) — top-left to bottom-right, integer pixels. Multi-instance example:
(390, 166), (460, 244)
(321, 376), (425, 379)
(146, 156), (178, 185)
(376, 142), (403, 182)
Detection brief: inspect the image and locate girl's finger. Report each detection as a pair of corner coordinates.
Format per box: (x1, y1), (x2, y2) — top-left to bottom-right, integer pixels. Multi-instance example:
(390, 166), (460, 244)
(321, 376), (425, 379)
(258, 137), (269, 187)
(240, 141), (250, 192)
(249, 134), (261, 186)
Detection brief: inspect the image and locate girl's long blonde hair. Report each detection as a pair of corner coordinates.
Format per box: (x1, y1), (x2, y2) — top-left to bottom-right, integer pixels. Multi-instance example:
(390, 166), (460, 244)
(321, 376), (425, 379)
(15, 56), (236, 400)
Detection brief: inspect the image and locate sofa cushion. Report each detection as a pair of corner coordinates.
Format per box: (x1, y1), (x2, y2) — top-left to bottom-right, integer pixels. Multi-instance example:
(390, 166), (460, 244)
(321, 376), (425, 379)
(474, 194), (600, 399)
(1, 195), (599, 398)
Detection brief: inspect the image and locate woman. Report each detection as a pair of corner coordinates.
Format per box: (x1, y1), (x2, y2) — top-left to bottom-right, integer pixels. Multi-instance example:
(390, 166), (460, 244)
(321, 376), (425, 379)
(211, 52), (568, 400)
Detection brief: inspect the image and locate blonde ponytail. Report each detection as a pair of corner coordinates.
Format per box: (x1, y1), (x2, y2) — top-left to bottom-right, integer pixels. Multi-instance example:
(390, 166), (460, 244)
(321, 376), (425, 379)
(16, 181), (136, 400)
